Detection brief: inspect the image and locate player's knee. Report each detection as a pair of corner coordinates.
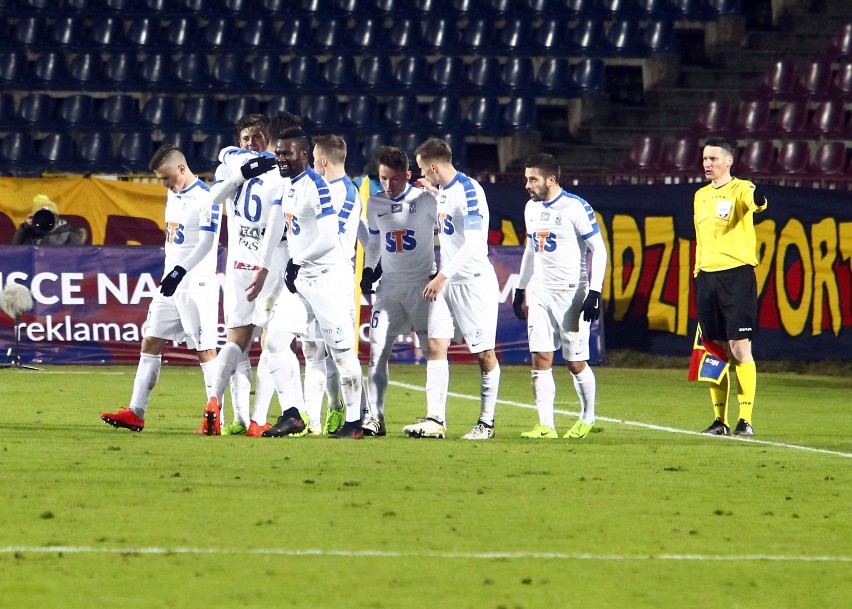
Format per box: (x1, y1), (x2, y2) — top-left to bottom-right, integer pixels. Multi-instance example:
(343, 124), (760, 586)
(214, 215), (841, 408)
(302, 340), (325, 362)
(331, 349), (361, 387)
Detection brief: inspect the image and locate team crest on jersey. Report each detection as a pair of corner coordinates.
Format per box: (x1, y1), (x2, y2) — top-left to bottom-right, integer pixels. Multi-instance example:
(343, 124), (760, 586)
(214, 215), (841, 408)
(540, 212), (550, 221)
(392, 203), (402, 213)
(555, 215), (562, 225)
(716, 200), (732, 219)
(409, 202), (416, 213)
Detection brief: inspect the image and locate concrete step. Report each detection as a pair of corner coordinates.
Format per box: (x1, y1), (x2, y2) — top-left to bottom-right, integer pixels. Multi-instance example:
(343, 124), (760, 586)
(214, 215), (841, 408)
(747, 31), (834, 54)
(547, 143), (630, 170)
(645, 87), (742, 108)
(713, 50), (785, 72)
(790, 14), (850, 35)
(678, 66), (764, 90)
(605, 106), (697, 128)
(580, 126), (683, 148)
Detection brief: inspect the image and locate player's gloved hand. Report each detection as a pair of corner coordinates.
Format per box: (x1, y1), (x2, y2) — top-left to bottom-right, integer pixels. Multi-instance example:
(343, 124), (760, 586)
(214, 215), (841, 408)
(582, 290), (601, 322)
(241, 156), (277, 179)
(159, 265), (187, 297)
(360, 267), (377, 294)
(512, 288), (526, 320)
(284, 259), (301, 293)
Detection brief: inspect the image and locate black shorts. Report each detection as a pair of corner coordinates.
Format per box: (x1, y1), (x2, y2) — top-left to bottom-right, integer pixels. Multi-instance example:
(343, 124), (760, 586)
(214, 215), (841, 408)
(695, 265), (757, 341)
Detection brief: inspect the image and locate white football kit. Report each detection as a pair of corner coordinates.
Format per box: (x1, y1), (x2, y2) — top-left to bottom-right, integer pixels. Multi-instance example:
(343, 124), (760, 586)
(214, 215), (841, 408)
(518, 189), (607, 360)
(429, 172), (498, 354)
(143, 178), (220, 351)
(327, 175), (362, 259)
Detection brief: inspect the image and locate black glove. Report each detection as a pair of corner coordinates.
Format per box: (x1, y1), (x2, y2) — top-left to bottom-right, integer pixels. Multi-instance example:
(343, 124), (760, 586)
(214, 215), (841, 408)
(360, 267), (377, 294)
(284, 259), (301, 293)
(512, 288), (526, 321)
(752, 186), (767, 206)
(160, 265), (186, 297)
(582, 290), (601, 322)
(241, 156), (277, 179)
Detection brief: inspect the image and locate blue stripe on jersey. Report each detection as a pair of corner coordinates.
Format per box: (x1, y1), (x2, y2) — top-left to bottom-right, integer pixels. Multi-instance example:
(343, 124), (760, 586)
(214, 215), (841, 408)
(181, 178), (210, 194)
(456, 172), (482, 218)
(391, 183), (412, 202)
(295, 168), (335, 219)
(582, 225), (600, 240)
(200, 203), (221, 232)
(337, 177), (359, 233)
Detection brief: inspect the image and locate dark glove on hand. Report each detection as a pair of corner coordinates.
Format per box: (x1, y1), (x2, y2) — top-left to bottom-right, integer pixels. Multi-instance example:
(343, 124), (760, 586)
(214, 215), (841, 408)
(284, 259), (301, 293)
(582, 290), (601, 322)
(373, 260), (382, 282)
(241, 156), (277, 179)
(159, 265), (187, 297)
(512, 288), (526, 321)
(360, 267), (376, 294)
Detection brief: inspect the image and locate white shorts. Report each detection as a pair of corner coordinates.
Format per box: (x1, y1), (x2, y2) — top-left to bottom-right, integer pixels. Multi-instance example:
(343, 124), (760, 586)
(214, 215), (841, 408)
(296, 267), (357, 351)
(428, 270), (498, 354)
(369, 281), (430, 358)
(526, 286), (590, 361)
(223, 262), (284, 329)
(268, 286), (308, 336)
(142, 281), (219, 351)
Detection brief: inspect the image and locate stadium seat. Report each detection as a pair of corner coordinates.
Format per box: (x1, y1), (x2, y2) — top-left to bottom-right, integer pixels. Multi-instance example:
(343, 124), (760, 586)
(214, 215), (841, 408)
(733, 99), (771, 137)
(77, 131), (116, 172)
(387, 17), (423, 52)
(313, 18), (349, 52)
(263, 0), (288, 13)
(350, 17), (384, 53)
(423, 17), (458, 53)
(829, 62), (852, 101)
(247, 53), (284, 92)
(372, 0), (408, 16)
(572, 18), (605, 55)
(460, 18), (496, 53)
(481, 0), (514, 17)
(534, 57), (573, 96)
(0, 51), (26, 87)
(463, 96), (500, 135)
(663, 136), (701, 175)
(32, 52), (70, 89)
(182, 96), (220, 129)
(17, 93), (54, 128)
(737, 139), (775, 175)
(50, 16), (85, 48)
(464, 56), (500, 94)
(797, 60), (833, 101)
(68, 52), (103, 88)
(58, 94), (96, 127)
(90, 17), (126, 49)
(99, 95), (139, 129)
(265, 95), (301, 119)
(641, 19), (676, 54)
(211, 53), (246, 91)
(706, 0), (741, 16)
(63, 0), (98, 12)
(411, 0), (451, 16)
(117, 131), (154, 173)
(691, 98), (732, 136)
(303, 95), (341, 133)
(428, 56), (464, 92)
(196, 133), (228, 173)
(126, 17), (161, 50)
(274, 17), (311, 52)
(223, 0), (255, 14)
(382, 95), (420, 132)
(283, 55), (320, 92)
(424, 95), (461, 132)
(571, 58), (607, 94)
(103, 52), (137, 89)
(809, 141), (848, 177)
(807, 99), (846, 137)
(140, 96), (180, 131)
(173, 53), (210, 89)
(15, 16), (47, 49)
(360, 133), (385, 168)
(203, 18), (237, 49)
(670, 0), (706, 19)
(222, 97), (260, 127)
(501, 97), (537, 132)
(139, 53), (170, 90)
(600, 0), (641, 17)
(239, 17), (273, 50)
(498, 56), (534, 94)
(563, 0), (601, 18)
(395, 131), (424, 163)
(521, 0), (552, 16)
(0, 133), (35, 167)
(162, 17), (198, 50)
(320, 54), (357, 91)
(499, 17), (533, 54)
(637, 0), (678, 19)
(622, 135), (665, 172)
(750, 59), (799, 100)
(534, 18), (569, 54)
(332, 0), (366, 16)
(341, 94), (380, 132)
(824, 22), (852, 62)
(604, 19), (641, 56)
(0, 93), (15, 128)
(771, 101), (807, 137)
(37, 132), (74, 171)
(773, 140), (810, 176)
(359, 55), (395, 93)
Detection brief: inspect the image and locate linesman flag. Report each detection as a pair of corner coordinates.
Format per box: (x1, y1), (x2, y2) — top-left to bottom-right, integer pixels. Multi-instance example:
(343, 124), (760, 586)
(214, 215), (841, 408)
(687, 324), (729, 384)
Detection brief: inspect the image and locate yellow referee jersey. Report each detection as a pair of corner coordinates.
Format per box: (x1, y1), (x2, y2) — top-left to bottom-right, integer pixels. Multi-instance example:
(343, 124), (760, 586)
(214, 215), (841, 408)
(693, 177), (768, 275)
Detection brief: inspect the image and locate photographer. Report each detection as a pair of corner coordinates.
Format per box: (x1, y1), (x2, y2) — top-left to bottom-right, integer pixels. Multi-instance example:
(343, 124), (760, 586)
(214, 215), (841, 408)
(11, 195), (86, 246)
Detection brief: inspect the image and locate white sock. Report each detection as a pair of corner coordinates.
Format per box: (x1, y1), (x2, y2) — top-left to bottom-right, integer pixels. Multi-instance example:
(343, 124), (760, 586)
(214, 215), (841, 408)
(213, 342), (243, 403)
(324, 351), (342, 409)
(330, 349), (363, 424)
(268, 349), (303, 413)
(479, 362), (500, 426)
(572, 365), (597, 424)
(229, 354), (252, 426)
(252, 350), (274, 425)
(367, 362), (388, 420)
(425, 359), (449, 424)
(303, 356), (326, 428)
(129, 353), (161, 416)
(199, 359), (216, 400)
(531, 368), (556, 429)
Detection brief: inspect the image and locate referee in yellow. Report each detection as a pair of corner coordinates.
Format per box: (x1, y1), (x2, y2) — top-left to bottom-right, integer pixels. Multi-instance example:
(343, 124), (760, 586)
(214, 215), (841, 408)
(694, 137), (768, 436)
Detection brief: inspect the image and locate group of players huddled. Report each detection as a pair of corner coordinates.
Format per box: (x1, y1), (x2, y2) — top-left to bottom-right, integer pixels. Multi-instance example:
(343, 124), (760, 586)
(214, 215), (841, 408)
(101, 110), (607, 441)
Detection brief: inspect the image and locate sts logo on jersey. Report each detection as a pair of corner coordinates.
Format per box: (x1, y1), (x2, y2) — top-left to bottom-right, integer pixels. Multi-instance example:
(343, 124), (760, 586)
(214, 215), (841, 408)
(530, 231), (556, 252)
(385, 229), (416, 252)
(166, 221), (185, 244)
(285, 213), (301, 235)
(438, 213), (455, 235)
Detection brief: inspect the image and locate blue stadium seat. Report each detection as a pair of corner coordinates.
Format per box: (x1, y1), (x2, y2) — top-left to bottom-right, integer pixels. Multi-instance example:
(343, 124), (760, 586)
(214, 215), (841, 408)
(37, 132), (74, 171)
(90, 17), (126, 49)
(247, 54), (284, 92)
(203, 18), (237, 49)
(140, 96), (180, 130)
(600, 0), (641, 17)
(103, 52), (137, 89)
(387, 17), (423, 52)
(196, 133), (228, 173)
(222, 97), (260, 127)
(265, 95), (301, 119)
(332, 0), (366, 16)
(58, 94), (96, 127)
(463, 96), (500, 135)
(423, 17), (457, 53)
(283, 55), (319, 92)
(303, 95), (341, 133)
(211, 53), (246, 91)
(173, 53), (210, 89)
(521, 0), (552, 15)
(0, 93), (15, 128)
(372, 0), (410, 16)
(464, 57), (500, 94)
(391, 55), (428, 92)
(77, 131), (116, 172)
(535, 57), (573, 96)
(604, 19), (641, 56)
(99, 95), (139, 129)
(498, 56), (533, 94)
(383, 95), (420, 132)
(641, 19), (676, 54)
(182, 96), (219, 129)
(0, 132), (36, 173)
(68, 52), (103, 88)
(62, 0), (99, 12)
(572, 18), (605, 55)
(411, 0), (451, 16)
(706, 0), (741, 16)
(139, 53), (170, 90)
(428, 56), (464, 92)
(566, 0), (603, 17)
(117, 131), (154, 173)
(358, 55), (395, 93)
(424, 95), (460, 132)
(32, 52), (70, 88)
(341, 94), (379, 132)
(360, 132), (385, 167)
(350, 17), (384, 53)
(499, 18), (533, 54)
(274, 17), (311, 52)
(313, 18), (349, 53)
(223, 0), (257, 16)
(262, 0), (289, 12)
(163, 16), (198, 49)
(571, 58), (607, 93)
(320, 54), (357, 91)
(502, 97), (537, 132)
(50, 15), (85, 48)
(17, 93), (55, 128)
(433, 130), (465, 168)
(239, 17), (273, 50)
(637, 0), (678, 18)
(126, 17), (161, 50)
(534, 18), (569, 54)
(0, 51), (27, 87)
(460, 17), (496, 53)
(15, 16), (47, 49)
(670, 0), (706, 19)
(162, 130), (197, 163)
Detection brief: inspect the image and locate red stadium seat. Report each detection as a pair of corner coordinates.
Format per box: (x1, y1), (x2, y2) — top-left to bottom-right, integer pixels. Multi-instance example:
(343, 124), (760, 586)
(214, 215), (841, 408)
(829, 62), (852, 102)
(749, 59), (799, 101)
(623, 135), (665, 172)
(737, 139), (775, 175)
(733, 99), (771, 137)
(663, 136), (702, 176)
(824, 22), (852, 61)
(807, 100), (846, 137)
(691, 99), (732, 136)
(797, 60), (833, 101)
(772, 140), (810, 176)
(771, 101), (808, 137)
(809, 141), (848, 177)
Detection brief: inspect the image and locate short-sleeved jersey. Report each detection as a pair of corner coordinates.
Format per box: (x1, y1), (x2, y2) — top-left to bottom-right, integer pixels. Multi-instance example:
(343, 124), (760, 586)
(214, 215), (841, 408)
(327, 175), (361, 256)
(275, 167), (348, 275)
(435, 171), (491, 282)
(523, 189), (601, 292)
(366, 183), (438, 284)
(163, 178), (219, 290)
(693, 177), (767, 274)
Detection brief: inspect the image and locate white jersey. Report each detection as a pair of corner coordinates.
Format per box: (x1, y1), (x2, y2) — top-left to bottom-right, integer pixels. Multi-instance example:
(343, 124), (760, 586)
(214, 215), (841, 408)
(275, 167), (349, 276)
(435, 171), (492, 283)
(163, 178), (219, 291)
(366, 183), (437, 285)
(327, 175), (361, 257)
(522, 189), (601, 292)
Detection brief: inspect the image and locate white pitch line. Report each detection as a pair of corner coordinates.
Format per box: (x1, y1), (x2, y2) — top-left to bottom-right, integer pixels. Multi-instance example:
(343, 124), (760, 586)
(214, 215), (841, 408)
(389, 381), (852, 459)
(1, 546), (849, 563)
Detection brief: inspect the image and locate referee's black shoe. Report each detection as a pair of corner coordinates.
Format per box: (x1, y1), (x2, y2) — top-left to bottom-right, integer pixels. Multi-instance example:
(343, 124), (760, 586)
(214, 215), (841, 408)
(701, 418), (730, 435)
(262, 408), (306, 437)
(733, 418), (754, 436)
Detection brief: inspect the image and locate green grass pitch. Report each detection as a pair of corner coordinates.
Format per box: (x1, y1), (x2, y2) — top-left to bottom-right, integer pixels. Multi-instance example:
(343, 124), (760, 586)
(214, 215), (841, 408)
(0, 363), (849, 609)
